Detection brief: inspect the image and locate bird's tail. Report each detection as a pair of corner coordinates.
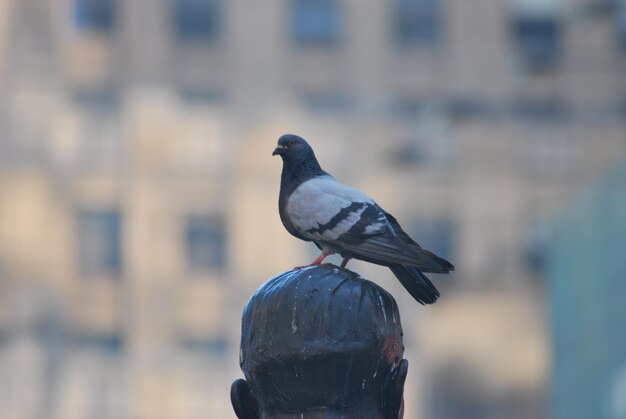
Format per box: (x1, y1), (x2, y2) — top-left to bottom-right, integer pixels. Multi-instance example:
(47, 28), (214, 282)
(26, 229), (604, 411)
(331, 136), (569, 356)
(388, 264), (440, 305)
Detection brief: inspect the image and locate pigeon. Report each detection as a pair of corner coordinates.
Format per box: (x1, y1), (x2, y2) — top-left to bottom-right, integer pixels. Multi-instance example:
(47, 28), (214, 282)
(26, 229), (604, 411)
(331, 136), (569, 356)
(272, 134), (454, 304)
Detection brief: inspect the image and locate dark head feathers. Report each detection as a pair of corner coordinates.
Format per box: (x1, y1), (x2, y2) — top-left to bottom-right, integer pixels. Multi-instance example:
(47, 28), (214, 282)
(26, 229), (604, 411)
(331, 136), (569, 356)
(273, 134), (326, 188)
(272, 134), (314, 158)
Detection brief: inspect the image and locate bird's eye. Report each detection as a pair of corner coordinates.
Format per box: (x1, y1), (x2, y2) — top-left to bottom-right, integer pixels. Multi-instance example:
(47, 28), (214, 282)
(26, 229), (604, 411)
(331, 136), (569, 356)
(288, 140), (295, 146)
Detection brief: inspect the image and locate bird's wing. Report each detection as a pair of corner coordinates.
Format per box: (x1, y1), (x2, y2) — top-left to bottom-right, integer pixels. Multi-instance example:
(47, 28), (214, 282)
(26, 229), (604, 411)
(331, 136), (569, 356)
(286, 176), (447, 270)
(381, 209), (455, 272)
(285, 175), (384, 242)
(340, 232), (449, 269)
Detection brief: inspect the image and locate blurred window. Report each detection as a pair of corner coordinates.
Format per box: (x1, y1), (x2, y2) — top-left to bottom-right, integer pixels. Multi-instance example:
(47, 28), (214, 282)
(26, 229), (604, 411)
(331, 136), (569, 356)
(392, 97), (428, 118)
(71, 89), (123, 166)
(515, 97), (567, 122)
(409, 216), (455, 262)
(73, 333), (124, 354)
(73, 89), (119, 114)
(300, 91), (354, 113)
(173, 0), (221, 41)
(447, 97), (493, 121)
(73, 0), (116, 32)
(431, 361), (487, 419)
(180, 336), (228, 358)
(394, 0), (441, 45)
(178, 87), (225, 105)
(388, 142), (425, 167)
(185, 214), (227, 274)
(77, 210), (122, 278)
(511, 1), (562, 72)
(291, 0), (341, 44)
(524, 218), (553, 275)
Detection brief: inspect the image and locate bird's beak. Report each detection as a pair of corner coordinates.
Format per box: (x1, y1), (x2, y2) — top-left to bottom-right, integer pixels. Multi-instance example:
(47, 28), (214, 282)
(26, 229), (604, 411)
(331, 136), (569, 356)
(272, 145), (286, 156)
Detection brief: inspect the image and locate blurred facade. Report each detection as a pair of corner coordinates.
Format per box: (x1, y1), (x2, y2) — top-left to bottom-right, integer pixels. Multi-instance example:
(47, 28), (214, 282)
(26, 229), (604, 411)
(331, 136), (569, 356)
(0, 0), (625, 418)
(549, 160), (626, 419)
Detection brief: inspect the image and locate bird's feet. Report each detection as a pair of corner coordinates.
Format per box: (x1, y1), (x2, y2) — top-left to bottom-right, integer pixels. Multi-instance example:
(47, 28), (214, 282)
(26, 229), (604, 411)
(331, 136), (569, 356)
(294, 253), (327, 269)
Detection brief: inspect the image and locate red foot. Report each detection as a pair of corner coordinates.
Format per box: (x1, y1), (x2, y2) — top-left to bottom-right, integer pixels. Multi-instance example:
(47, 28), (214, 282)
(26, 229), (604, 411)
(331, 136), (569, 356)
(294, 253), (327, 269)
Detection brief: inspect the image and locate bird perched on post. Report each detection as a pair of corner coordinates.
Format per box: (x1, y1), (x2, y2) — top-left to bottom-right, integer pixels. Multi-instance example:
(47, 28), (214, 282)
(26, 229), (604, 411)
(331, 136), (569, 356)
(272, 134), (454, 305)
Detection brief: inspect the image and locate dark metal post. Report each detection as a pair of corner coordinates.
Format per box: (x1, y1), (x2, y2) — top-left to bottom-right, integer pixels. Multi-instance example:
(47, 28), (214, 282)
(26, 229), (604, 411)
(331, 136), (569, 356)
(232, 265), (409, 419)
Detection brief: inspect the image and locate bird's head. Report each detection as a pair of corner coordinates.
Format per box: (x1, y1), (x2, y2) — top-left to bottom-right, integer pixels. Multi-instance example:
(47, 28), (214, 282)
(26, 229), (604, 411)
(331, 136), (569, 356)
(272, 134), (313, 160)
(273, 134), (324, 179)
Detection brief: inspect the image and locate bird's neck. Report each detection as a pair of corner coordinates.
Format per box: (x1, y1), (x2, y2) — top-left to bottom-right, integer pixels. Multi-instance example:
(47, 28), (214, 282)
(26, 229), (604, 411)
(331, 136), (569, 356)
(280, 156), (326, 192)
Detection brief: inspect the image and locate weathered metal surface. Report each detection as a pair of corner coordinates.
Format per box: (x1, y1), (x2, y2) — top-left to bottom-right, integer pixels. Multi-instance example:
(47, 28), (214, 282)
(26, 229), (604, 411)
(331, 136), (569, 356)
(232, 265), (407, 418)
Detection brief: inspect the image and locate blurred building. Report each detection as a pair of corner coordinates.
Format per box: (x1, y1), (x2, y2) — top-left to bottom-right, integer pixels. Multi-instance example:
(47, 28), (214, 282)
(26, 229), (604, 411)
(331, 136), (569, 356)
(0, 0), (624, 418)
(548, 159), (626, 419)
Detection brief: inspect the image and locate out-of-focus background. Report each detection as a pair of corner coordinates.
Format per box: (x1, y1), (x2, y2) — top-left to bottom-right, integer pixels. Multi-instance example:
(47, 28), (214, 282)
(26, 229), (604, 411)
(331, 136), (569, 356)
(0, 0), (625, 418)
